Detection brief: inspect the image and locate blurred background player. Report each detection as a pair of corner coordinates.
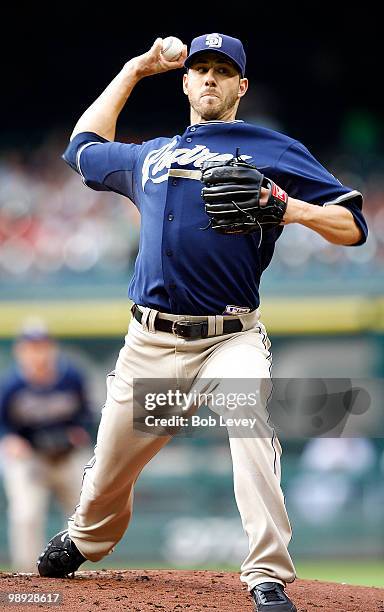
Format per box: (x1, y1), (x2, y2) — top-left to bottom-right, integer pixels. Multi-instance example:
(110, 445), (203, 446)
(0, 319), (93, 572)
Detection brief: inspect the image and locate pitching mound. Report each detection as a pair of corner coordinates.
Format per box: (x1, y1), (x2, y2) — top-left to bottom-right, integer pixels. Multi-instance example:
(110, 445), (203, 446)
(1, 569), (383, 611)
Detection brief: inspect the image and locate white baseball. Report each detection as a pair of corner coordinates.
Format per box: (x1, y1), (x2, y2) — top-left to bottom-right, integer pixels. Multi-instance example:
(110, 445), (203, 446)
(161, 36), (184, 61)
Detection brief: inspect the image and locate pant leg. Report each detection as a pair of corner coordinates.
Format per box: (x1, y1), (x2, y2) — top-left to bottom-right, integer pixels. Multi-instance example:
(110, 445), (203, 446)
(197, 321), (296, 591)
(68, 319), (176, 561)
(2, 454), (49, 572)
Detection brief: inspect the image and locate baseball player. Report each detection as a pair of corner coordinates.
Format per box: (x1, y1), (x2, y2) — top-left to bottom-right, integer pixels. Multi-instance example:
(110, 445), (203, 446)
(0, 321), (92, 572)
(37, 34), (367, 612)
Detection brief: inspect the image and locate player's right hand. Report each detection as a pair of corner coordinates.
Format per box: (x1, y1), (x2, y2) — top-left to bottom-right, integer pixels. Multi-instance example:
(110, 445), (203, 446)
(128, 38), (187, 79)
(0, 434), (33, 459)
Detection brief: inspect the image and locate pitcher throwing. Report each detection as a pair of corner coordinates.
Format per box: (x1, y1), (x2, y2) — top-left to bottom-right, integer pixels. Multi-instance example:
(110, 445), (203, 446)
(37, 33), (367, 612)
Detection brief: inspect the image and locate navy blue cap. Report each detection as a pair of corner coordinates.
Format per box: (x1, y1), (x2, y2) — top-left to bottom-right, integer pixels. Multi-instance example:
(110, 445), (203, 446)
(184, 33), (246, 77)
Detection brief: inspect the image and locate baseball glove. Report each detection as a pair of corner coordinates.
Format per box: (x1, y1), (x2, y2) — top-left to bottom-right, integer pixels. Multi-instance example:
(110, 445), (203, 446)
(200, 153), (288, 235)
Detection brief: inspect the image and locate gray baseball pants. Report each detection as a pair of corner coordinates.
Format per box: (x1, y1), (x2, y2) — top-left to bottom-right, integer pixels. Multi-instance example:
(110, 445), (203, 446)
(68, 306), (296, 591)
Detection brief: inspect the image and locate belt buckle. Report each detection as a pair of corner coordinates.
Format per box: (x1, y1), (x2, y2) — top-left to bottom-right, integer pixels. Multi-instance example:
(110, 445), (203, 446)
(172, 318), (188, 337)
(172, 320), (181, 336)
(172, 319), (208, 340)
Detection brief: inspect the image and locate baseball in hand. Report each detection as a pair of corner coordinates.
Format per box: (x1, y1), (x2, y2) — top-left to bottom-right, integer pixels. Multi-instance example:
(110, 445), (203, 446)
(161, 36), (184, 61)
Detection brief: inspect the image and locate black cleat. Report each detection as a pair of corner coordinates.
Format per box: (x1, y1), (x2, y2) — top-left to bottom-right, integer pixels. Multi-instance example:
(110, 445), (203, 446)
(37, 530), (86, 577)
(251, 582), (297, 611)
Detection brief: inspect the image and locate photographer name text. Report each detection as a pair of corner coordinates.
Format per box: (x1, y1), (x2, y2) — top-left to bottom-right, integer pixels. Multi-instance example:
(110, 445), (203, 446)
(144, 415), (258, 428)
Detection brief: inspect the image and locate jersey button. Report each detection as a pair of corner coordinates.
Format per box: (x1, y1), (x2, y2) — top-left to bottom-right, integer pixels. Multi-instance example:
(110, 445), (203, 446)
(190, 127), (196, 132)
(168, 213), (174, 221)
(166, 249), (173, 256)
(186, 137), (192, 143)
(172, 179), (178, 186)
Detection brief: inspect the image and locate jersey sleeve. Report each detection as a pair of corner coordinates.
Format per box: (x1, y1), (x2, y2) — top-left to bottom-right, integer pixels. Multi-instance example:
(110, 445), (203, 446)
(276, 141), (368, 245)
(62, 131), (143, 200)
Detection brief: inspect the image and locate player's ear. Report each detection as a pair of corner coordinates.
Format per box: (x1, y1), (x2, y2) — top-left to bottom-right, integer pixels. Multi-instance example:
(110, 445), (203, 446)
(183, 73), (189, 95)
(238, 77), (248, 98)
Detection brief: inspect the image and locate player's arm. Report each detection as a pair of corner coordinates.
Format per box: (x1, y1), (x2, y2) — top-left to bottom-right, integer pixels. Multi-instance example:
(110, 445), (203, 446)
(274, 141), (368, 246)
(71, 38), (187, 142)
(281, 197), (362, 245)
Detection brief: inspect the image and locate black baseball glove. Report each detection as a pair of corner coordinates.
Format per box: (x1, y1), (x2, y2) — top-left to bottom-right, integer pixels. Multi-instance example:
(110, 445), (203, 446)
(200, 154), (288, 235)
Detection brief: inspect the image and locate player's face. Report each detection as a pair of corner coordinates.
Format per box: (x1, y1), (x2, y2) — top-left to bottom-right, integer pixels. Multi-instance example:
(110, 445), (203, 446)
(183, 53), (248, 122)
(15, 339), (58, 384)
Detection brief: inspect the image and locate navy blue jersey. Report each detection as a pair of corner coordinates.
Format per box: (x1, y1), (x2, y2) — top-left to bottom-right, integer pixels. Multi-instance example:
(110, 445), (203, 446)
(0, 358), (92, 451)
(64, 121), (367, 315)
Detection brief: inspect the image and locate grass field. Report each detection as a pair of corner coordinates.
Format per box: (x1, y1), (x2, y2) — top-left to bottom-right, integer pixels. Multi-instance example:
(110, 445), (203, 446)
(294, 560), (384, 588)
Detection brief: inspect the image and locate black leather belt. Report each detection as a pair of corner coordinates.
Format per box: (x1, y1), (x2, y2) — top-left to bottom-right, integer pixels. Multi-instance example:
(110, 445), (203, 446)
(131, 304), (243, 340)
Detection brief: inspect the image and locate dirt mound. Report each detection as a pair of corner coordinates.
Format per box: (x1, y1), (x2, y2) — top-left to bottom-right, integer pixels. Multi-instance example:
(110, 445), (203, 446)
(0, 569), (383, 611)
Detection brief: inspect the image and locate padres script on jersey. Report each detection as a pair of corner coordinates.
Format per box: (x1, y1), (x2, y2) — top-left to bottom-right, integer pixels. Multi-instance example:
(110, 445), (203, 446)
(65, 121), (366, 315)
(141, 138), (251, 188)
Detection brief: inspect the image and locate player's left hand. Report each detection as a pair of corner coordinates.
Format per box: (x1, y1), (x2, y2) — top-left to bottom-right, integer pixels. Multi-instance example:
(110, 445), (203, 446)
(200, 155), (289, 234)
(67, 426), (91, 447)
